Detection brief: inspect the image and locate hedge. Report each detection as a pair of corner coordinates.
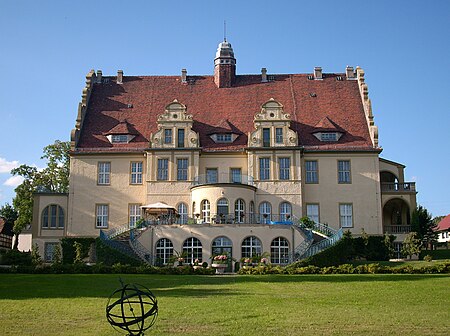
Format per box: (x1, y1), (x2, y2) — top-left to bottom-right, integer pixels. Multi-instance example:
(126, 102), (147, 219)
(419, 249), (450, 260)
(95, 238), (142, 266)
(61, 238), (95, 264)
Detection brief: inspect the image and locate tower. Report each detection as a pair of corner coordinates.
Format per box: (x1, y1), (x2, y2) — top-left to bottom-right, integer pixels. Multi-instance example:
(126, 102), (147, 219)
(214, 39), (236, 88)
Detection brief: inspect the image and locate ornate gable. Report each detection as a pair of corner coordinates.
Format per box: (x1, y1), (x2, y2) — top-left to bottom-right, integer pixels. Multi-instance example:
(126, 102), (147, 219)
(150, 99), (199, 148)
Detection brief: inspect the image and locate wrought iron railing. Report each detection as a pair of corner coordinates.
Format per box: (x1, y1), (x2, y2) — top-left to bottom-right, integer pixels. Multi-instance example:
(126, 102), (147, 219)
(192, 173), (255, 187)
(381, 182), (416, 192)
(129, 237), (153, 264)
(99, 230), (141, 262)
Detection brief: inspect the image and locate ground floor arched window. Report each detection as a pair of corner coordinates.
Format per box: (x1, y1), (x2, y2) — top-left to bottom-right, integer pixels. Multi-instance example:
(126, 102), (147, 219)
(183, 237), (202, 263)
(271, 237), (290, 265)
(155, 238), (174, 265)
(241, 236), (262, 259)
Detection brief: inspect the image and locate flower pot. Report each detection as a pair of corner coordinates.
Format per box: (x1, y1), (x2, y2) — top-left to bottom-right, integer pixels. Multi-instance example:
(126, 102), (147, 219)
(211, 263), (227, 274)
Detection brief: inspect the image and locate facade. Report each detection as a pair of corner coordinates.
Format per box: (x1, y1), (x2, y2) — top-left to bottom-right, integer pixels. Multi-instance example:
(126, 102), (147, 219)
(0, 217), (13, 250)
(435, 214), (450, 244)
(32, 40), (417, 264)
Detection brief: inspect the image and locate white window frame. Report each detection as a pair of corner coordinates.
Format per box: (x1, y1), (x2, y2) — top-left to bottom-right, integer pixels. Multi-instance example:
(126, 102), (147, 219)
(201, 199), (211, 223)
(98, 162), (111, 185)
(41, 204), (65, 229)
(241, 236), (262, 258)
(177, 158), (188, 181)
(338, 160), (351, 184)
(130, 161), (143, 184)
(230, 168), (242, 183)
(275, 128), (283, 144)
(155, 238), (174, 265)
(44, 242), (59, 263)
(339, 203), (353, 228)
(164, 129), (172, 144)
(235, 199), (245, 223)
(306, 204), (320, 223)
(157, 158), (169, 181)
(259, 158), (270, 180)
(129, 204), (141, 228)
(279, 202), (292, 221)
(305, 160), (318, 184)
(111, 134), (129, 143)
(177, 202), (188, 224)
(271, 237), (290, 264)
(96, 204), (109, 228)
(182, 237), (203, 264)
(259, 201), (272, 224)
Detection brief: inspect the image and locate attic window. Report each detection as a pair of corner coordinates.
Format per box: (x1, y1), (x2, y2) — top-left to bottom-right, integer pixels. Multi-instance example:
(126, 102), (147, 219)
(307, 75), (314, 80)
(336, 76), (343, 81)
(310, 93), (317, 97)
(320, 132), (337, 141)
(267, 75), (275, 81)
(111, 134), (129, 143)
(210, 133), (236, 143)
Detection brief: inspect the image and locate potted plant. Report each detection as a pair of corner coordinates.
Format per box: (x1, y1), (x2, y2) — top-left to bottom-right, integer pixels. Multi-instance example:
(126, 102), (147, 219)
(211, 254), (228, 274)
(193, 258), (201, 270)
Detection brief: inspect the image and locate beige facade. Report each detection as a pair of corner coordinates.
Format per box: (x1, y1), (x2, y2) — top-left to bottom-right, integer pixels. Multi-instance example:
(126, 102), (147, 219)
(32, 41), (417, 264)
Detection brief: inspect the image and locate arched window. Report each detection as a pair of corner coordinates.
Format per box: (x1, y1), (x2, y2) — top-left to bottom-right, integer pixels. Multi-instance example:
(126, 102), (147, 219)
(279, 202), (292, 221)
(212, 236), (233, 257)
(155, 238), (173, 265)
(259, 202), (272, 224)
(183, 237), (202, 264)
(177, 202), (188, 224)
(216, 198), (229, 217)
(271, 237), (290, 264)
(201, 200), (210, 223)
(235, 199), (245, 223)
(241, 236), (262, 258)
(41, 205), (65, 229)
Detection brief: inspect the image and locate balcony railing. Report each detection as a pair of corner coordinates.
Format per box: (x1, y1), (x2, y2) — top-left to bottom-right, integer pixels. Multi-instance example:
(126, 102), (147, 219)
(381, 182), (416, 193)
(192, 173), (255, 187)
(383, 225), (412, 234)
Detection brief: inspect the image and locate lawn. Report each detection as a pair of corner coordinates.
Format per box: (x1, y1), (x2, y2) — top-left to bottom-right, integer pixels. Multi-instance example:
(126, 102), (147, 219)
(0, 274), (449, 335)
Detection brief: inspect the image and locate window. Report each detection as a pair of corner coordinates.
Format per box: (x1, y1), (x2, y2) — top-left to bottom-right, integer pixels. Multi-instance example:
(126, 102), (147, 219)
(177, 128), (185, 148)
(155, 238), (173, 265)
(279, 202), (292, 221)
(183, 237), (202, 264)
(278, 157), (290, 180)
(212, 236), (233, 257)
(305, 161), (318, 183)
(338, 160), (351, 183)
(249, 201), (255, 223)
(235, 199), (245, 223)
(217, 198), (229, 217)
(130, 161), (143, 184)
(263, 128), (270, 147)
(275, 128), (283, 144)
(98, 162), (111, 185)
(216, 134), (233, 143)
(164, 129), (172, 144)
(306, 204), (320, 223)
(111, 134), (128, 143)
(206, 168), (218, 183)
(259, 202), (272, 224)
(339, 204), (353, 228)
(230, 168), (242, 183)
(41, 205), (64, 229)
(96, 204), (109, 228)
(259, 158), (270, 180)
(44, 243), (59, 263)
(241, 236), (262, 258)
(157, 159), (169, 180)
(177, 158), (188, 181)
(320, 132), (338, 141)
(201, 200), (211, 223)
(129, 204), (141, 228)
(177, 203), (188, 224)
(271, 237), (289, 264)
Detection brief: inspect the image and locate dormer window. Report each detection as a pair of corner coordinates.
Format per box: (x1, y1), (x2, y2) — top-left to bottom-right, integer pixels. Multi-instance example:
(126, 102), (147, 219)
(313, 132), (343, 142)
(210, 133), (236, 143)
(111, 134), (129, 143)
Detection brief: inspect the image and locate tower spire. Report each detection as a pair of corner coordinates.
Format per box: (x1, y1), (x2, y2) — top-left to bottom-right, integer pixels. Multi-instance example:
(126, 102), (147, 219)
(224, 20), (227, 42)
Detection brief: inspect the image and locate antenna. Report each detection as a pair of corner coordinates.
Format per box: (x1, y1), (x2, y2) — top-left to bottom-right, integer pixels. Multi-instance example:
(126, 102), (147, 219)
(224, 20), (227, 42)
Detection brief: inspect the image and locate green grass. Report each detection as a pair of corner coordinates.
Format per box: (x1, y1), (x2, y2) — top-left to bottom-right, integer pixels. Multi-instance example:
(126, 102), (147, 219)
(0, 274), (449, 335)
(350, 259), (450, 268)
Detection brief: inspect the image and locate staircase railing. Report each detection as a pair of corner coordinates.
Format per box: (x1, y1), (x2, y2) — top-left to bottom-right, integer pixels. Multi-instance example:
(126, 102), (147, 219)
(300, 228), (344, 259)
(129, 234), (153, 265)
(99, 230), (141, 262)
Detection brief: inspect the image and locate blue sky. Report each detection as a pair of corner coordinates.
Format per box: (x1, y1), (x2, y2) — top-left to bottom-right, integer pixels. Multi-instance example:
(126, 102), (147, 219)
(0, 0), (449, 216)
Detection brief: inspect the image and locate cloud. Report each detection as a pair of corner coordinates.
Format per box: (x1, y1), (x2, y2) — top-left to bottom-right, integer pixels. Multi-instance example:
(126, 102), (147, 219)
(0, 158), (20, 173)
(4, 175), (24, 187)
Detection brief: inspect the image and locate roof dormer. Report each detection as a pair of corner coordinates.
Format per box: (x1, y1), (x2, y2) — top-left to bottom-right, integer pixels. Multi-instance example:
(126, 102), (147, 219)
(104, 119), (137, 144)
(312, 116), (345, 142)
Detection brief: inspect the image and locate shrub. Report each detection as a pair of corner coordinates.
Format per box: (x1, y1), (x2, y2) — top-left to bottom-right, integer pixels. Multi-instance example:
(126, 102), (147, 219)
(61, 238), (95, 264)
(95, 238), (141, 266)
(423, 254), (433, 262)
(0, 249), (32, 266)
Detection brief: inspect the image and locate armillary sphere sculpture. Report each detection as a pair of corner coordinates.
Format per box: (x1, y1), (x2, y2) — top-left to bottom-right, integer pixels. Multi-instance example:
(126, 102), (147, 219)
(106, 280), (158, 336)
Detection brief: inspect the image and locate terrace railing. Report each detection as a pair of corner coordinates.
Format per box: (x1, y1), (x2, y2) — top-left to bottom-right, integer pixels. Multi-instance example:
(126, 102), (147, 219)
(192, 173), (255, 187)
(381, 182), (416, 193)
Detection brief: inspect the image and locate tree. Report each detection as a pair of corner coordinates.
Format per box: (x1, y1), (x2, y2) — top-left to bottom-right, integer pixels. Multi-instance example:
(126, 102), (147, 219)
(10, 140), (70, 249)
(401, 232), (422, 259)
(0, 203), (18, 226)
(411, 205), (437, 250)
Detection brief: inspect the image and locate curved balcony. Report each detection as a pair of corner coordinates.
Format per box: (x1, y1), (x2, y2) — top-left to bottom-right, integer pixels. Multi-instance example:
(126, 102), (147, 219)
(192, 173), (254, 187)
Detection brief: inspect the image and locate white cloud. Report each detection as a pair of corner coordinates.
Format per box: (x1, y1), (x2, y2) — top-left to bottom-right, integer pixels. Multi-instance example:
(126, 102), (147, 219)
(0, 157), (20, 173)
(4, 175), (24, 187)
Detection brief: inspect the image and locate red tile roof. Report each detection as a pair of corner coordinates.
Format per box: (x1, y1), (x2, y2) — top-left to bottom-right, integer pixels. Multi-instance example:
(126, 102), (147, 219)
(75, 73), (376, 153)
(436, 214), (450, 231)
(103, 119), (138, 135)
(313, 116), (346, 133)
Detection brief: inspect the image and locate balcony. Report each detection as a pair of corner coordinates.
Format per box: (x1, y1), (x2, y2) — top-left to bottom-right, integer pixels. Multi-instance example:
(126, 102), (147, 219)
(381, 182), (416, 193)
(383, 225), (412, 234)
(192, 173), (255, 187)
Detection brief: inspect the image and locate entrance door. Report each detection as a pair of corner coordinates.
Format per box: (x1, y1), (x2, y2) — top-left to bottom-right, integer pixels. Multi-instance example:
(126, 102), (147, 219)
(212, 236), (233, 272)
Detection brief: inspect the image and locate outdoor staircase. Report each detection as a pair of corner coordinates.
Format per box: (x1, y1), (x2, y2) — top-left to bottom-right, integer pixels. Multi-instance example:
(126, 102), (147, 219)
(291, 220), (344, 261)
(100, 218), (344, 266)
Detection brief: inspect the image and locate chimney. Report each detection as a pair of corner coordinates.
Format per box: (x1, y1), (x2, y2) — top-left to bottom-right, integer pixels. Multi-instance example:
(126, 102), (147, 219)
(181, 68), (187, 83)
(346, 66), (355, 79)
(314, 67), (323, 80)
(117, 70), (123, 84)
(96, 70), (102, 83)
(261, 68), (268, 82)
